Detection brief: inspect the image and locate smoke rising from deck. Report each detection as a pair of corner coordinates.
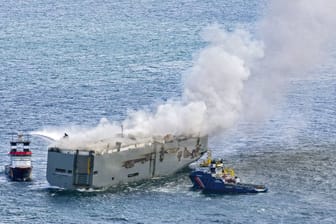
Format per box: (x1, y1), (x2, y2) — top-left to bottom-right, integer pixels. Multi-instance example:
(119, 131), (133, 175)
(33, 0), (336, 141)
(31, 118), (121, 142)
(122, 27), (263, 136)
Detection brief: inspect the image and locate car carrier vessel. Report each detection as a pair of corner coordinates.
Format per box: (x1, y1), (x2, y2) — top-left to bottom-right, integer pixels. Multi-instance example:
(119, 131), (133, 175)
(46, 134), (208, 190)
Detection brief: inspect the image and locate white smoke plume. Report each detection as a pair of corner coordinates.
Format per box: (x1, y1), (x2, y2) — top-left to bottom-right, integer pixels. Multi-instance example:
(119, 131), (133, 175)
(244, 0), (336, 120)
(123, 26), (263, 136)
(34, 0), (336, 141)
(31, 118), (121, 142)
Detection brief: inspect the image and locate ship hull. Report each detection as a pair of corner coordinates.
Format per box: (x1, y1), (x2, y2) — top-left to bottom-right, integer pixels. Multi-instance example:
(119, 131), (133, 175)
(46, 136), (208, 190)
(5, 165), (32, 181)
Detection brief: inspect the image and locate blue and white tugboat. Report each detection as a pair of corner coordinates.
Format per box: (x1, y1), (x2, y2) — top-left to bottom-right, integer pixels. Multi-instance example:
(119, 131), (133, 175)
(190, 153), (267, 194)
(4, 133), (33, 181)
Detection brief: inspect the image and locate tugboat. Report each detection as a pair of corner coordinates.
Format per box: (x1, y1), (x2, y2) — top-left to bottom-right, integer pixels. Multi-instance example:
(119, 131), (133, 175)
(4, 133), (33, 181)
(190, 153), (267, 194)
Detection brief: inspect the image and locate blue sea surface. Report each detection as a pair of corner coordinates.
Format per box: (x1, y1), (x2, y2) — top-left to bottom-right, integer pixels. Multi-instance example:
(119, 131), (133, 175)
(0, 0), (335, 223)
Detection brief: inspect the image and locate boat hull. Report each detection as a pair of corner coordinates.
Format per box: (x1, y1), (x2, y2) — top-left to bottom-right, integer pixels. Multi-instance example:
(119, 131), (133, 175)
(5, 165), (32, 181)
(47, 136), (208, 190)
(190, 170), (267, 194)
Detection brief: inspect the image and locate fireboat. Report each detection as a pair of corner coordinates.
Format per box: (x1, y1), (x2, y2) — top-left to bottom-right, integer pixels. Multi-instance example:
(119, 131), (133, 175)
(4, 133), (33, 181)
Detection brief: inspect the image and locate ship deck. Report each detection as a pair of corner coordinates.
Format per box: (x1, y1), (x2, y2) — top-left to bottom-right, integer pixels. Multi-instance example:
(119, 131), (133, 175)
(48, 134), (202, 154)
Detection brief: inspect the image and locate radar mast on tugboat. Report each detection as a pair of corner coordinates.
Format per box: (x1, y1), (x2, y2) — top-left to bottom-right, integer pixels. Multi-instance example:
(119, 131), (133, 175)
(4, 133), (33, 181)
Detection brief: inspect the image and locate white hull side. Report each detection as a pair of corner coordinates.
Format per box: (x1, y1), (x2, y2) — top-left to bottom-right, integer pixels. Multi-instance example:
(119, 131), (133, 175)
(47, 136), (208, 189)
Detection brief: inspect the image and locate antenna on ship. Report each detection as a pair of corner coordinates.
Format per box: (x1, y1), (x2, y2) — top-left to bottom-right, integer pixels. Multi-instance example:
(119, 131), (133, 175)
(121, 124), (124, 138)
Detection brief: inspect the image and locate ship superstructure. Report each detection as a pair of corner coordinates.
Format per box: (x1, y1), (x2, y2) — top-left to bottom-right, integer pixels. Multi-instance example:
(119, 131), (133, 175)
(46, 134), (208, 190)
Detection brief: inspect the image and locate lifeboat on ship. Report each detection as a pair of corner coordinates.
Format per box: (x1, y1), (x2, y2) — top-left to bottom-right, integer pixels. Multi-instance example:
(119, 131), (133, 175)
(4, 134), (33, 181)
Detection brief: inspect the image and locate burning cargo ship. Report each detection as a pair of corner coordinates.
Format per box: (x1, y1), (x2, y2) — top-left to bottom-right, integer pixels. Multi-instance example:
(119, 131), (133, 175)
(46, 134), (208, 190)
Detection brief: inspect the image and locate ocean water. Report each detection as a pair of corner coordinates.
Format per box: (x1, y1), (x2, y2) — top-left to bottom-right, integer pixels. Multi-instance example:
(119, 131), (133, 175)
(0, 0), (335, 223)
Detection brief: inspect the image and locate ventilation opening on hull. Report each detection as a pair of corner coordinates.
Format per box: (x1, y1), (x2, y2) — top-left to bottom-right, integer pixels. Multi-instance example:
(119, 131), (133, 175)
(55, 168), (66, 173)
(128, 172), (139, 178)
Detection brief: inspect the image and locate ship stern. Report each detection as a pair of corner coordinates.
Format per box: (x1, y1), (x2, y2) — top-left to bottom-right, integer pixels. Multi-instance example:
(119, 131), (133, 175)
(47, 148), (94, 190)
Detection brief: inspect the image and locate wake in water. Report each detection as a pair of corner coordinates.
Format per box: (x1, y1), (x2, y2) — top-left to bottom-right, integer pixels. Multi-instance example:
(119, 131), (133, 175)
(32, 0), (336, 143)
